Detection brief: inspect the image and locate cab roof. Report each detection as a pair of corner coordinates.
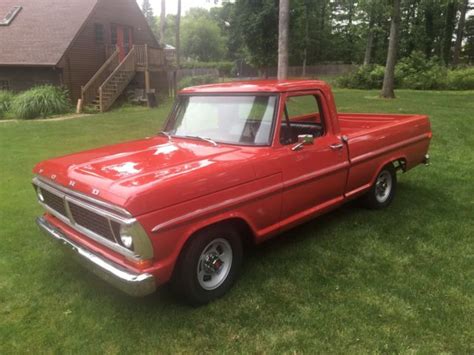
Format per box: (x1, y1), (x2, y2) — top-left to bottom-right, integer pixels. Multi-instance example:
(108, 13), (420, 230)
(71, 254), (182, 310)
(179, 79), (330, 94)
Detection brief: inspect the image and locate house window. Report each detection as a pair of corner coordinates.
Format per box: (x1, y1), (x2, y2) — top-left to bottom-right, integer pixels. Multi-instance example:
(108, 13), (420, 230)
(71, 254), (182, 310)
(0, 80), (9, 90)
(94, 23), (104, 43)
(111, 24), (117, 45)
(0, 6), (22, 26)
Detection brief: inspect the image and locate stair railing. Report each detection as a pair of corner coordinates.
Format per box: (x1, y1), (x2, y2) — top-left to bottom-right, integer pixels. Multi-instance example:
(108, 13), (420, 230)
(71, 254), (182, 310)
(81, 48), (120, 106)
(98, 46), (137, 112)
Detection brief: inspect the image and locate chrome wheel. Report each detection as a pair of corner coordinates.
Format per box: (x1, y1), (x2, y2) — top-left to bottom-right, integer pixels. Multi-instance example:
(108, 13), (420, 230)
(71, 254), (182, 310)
(197, 238), (233, 290)
(375, 170), (393, 203)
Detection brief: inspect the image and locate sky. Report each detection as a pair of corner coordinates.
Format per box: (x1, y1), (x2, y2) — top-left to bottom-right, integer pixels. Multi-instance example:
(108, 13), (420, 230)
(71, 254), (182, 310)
(137, 0), (222, 16)
(138, 1), (474, 19)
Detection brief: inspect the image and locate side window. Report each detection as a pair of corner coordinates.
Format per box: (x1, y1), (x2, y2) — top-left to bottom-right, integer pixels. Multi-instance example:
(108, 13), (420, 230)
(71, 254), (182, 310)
(286, 95), (321, 123)
(95, 23), (104, 43)
(280, 94), (325, 145)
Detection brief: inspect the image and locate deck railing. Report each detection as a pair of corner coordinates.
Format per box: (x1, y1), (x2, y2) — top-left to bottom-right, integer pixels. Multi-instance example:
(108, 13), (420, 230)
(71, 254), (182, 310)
(81, 48), (120, 105)
(148, 46), (165, 67)
(134, 44), (166, 69)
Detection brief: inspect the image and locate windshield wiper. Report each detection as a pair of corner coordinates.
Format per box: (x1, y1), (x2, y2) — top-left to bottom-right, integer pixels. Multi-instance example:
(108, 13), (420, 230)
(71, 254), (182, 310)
(158, 131), (172, 141)
(184, 135), (218, 146)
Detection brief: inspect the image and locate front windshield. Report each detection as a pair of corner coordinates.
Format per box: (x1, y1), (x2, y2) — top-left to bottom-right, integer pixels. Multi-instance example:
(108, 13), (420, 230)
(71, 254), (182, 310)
(165, 95), (277, 146)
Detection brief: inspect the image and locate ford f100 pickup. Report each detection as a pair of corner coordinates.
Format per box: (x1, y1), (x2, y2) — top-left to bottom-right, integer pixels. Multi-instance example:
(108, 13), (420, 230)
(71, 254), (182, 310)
(33, 80), (431, 304)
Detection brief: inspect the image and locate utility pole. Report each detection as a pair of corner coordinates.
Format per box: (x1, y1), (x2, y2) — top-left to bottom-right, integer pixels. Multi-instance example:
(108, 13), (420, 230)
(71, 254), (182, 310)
(176, 0), (181, 68)
(277, 0), (289, 80)
(173, 0), (181, 96)
(160, 0), (166, 45)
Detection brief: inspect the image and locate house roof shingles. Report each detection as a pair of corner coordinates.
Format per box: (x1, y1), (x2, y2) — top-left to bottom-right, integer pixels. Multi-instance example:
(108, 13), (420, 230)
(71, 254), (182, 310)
(0, 0), (98, 66)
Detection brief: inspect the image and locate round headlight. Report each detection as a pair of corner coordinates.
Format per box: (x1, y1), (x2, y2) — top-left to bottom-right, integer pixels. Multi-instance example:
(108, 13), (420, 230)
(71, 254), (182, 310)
(120, 233), (133, 249)
(37, 187), (44, 202)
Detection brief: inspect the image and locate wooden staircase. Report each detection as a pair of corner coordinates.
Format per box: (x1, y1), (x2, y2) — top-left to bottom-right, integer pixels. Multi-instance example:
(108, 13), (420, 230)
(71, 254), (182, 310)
(81, 45), (166, 112)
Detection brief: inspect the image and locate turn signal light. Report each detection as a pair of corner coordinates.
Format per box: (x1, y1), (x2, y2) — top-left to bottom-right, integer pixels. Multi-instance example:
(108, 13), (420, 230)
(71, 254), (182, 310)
(125, 257), (154, 270)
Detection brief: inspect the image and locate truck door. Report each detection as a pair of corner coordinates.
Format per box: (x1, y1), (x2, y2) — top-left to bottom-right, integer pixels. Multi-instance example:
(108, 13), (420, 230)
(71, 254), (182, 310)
(276, 91), (349, 223)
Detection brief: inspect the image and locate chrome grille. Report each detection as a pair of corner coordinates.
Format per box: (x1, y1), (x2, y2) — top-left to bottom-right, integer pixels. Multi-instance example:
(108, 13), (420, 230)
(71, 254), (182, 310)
(33, 177), (141, 259)
(69, 203), (117, 242)
(41, 188), (67, 216)
(36, 183), (124, 245)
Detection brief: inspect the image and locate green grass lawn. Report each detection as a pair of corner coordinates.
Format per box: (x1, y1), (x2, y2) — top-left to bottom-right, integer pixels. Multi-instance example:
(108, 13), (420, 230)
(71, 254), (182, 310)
(1, 91), (473, 353)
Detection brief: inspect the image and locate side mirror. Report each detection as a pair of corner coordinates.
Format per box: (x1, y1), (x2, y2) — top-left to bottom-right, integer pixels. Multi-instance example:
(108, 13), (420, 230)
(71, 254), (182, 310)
(292, 134), (314, 151)
(297, 134), (314, 145)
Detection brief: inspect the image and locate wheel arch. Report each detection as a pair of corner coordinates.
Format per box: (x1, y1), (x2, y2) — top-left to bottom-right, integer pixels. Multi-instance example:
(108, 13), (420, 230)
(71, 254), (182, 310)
(369, 155), (406, 186)
(178, 216), (256, 256)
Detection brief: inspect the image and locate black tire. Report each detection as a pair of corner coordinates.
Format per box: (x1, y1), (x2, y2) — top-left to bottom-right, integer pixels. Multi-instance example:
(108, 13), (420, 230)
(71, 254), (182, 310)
(362, 164), (397, 209)
(171, 224), (243, 306)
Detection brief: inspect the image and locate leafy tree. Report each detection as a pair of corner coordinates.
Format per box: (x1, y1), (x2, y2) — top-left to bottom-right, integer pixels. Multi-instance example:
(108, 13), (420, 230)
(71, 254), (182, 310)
(141, 0), (155, 29)
(157, 14), (177, 46)
(233, 0), (279, 75)
(182, 17), (226, 61)
(151, 0), (474, 72)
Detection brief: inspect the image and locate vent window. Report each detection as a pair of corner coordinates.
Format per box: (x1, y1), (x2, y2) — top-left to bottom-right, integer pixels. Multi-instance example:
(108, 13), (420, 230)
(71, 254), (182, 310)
(0, 6), (22, 26)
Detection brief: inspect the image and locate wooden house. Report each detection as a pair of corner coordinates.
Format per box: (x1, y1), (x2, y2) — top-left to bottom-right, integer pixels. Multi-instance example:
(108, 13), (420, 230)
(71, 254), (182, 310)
(0, 0), (168, 111)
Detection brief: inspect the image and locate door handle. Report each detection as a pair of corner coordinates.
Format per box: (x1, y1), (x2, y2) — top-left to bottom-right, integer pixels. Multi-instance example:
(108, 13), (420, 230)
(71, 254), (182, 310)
(329, 143), (344, 150)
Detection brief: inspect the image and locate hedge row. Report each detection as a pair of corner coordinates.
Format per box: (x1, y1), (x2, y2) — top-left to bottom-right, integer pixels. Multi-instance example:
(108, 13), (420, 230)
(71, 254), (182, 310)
(337, 51), (474, 90)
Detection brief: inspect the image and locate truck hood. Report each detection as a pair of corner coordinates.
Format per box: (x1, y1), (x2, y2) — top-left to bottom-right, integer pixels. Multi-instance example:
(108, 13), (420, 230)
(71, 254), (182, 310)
(34, 136), (258, 215)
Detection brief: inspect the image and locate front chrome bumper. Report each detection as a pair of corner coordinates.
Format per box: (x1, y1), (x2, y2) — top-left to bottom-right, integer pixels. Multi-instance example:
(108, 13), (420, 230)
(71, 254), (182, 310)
(36, 216), (157, 297)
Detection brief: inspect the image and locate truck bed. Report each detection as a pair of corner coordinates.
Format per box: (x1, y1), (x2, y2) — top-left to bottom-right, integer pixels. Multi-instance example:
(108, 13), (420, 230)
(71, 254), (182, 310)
(338, 113), (432, 197)
(338, 113), (428, 138)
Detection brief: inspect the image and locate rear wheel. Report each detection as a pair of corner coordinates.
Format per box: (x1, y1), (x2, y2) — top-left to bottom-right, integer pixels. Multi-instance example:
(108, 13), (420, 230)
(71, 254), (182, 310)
(363, 165), (397, 209)
(171, 224), (243, 306)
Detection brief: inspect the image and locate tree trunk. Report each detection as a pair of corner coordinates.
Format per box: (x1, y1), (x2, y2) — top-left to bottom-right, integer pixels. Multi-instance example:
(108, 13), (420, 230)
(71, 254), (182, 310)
(160, 0), (166, 45)
(175, 0), (181, 68)
(363, 7), (375, 66)
(381, 0), (401, 99)
(277, 0), (289, 80)
(347, 0), (355, 62)
(453, 0), (469, 65)
(302, 1), (309, 76)
(443, 1), (458, 65)
(424, 4), (434, 57)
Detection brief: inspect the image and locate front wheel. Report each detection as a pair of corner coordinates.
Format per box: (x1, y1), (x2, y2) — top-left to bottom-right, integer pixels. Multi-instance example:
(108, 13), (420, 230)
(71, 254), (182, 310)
(171, 225), (243, 306)
(362, 165), (397, 209)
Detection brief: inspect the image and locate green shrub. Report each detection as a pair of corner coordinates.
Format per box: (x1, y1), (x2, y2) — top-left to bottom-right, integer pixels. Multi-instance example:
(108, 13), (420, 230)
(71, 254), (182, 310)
(11, 85), (71, 119)
(446, 67), (474, 90)
(336, 64), (385, 89)
(336, 51), (472, 90)
(180, 61), (234, 76)
(178, 75), (219, 90)
(395, 51), (447, 90)
(0, 90), (15, 119)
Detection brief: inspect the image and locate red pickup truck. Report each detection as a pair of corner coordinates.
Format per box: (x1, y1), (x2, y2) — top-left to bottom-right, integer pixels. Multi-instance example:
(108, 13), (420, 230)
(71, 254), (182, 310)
(33, 80), (431, 304)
